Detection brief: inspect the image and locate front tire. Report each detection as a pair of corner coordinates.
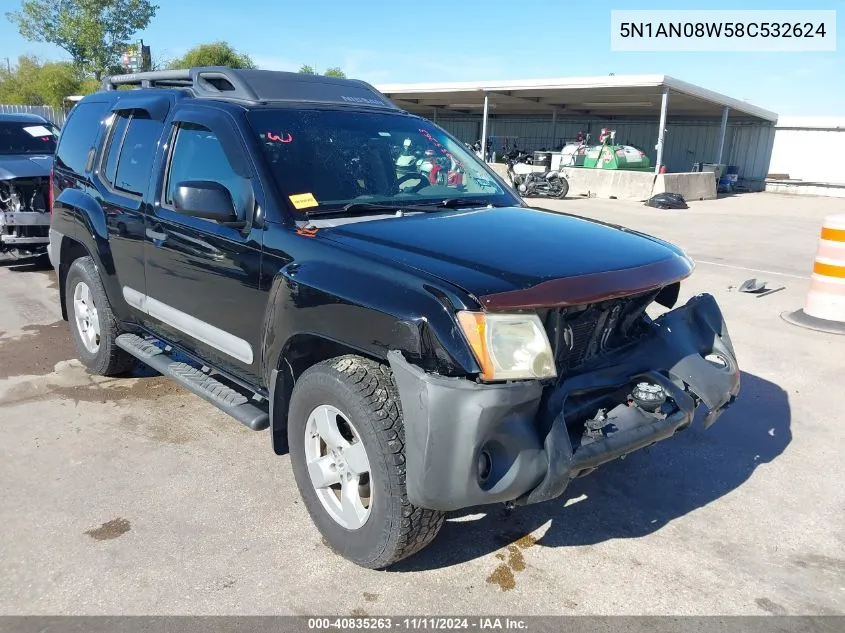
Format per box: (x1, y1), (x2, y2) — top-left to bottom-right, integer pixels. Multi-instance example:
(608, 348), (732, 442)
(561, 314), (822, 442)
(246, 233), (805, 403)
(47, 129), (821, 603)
(556, 176), (569, 199)
(65, 256), (135, 376)
(288, 355), (445, 569)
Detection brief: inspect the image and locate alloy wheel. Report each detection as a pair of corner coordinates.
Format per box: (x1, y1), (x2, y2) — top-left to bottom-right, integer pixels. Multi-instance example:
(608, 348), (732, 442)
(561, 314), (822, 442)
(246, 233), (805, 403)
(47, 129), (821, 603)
(72, 281), (101, 354)
(304, 404), (373, 530)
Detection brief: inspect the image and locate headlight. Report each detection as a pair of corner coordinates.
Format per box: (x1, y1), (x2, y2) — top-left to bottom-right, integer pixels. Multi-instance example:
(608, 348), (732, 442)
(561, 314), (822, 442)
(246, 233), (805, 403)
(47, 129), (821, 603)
(456, 311), (556, 381)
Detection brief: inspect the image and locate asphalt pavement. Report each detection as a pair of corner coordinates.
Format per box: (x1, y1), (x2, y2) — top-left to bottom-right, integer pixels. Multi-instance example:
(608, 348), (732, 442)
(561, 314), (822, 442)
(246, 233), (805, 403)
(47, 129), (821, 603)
(0, 192), (843, 615)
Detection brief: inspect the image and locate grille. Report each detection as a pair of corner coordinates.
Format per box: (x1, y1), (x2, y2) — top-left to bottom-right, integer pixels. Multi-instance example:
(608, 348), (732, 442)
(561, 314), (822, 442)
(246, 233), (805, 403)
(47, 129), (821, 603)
(542, 291), (655, 377)
(558, 313), (601, 369)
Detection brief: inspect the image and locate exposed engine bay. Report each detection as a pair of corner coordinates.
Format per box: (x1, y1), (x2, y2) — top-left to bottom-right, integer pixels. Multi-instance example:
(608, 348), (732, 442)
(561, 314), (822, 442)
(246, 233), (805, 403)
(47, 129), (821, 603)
(0, 177), (51, 257)
(532, 282), (735, 458)
(1, 178), (48, 213)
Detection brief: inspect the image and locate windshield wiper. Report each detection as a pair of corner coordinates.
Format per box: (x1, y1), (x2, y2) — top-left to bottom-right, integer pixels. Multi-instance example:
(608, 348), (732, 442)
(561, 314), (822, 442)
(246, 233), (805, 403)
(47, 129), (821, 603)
(342, 202), (424, 213)
(304, 202), (427, 218)
(438, 198), (493, 208)
(304, 199), (495, 218)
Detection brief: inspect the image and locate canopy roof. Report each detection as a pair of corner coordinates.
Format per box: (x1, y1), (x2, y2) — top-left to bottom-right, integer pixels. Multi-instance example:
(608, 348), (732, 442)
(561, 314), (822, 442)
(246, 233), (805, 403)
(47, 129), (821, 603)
(377, 74), (777, 123)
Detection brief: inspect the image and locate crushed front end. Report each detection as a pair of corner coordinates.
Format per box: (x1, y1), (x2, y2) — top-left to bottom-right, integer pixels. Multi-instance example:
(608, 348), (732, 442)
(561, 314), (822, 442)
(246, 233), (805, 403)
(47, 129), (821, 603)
(0, 177), (51, 256)
(388, 292), (740, 512)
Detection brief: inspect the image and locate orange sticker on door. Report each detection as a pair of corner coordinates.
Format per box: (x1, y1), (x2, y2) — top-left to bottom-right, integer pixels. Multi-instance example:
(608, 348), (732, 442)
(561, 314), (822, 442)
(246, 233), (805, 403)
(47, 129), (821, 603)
(289, 193), (318, 210)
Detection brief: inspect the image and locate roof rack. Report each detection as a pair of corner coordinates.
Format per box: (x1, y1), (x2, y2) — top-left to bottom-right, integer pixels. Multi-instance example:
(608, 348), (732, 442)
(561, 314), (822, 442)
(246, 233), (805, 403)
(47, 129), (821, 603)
(100, 67), (260, 100)
(99, 67), (401, 110)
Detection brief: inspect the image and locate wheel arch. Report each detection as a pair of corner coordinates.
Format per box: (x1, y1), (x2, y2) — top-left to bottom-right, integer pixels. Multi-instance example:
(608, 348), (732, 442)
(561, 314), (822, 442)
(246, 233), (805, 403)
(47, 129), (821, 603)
(54, 188), (115, 273)
(260, 258), (484, 454)
(53, 189), (131, 322)
(269, 332), (379, 455)
(56, 236), (92, 321)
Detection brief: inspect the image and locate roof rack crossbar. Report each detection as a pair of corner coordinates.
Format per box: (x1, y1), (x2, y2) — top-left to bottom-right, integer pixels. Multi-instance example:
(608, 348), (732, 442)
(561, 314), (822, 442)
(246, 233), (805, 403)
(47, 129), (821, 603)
(101, 69), (192, 91)
(100, 67), (262, 102)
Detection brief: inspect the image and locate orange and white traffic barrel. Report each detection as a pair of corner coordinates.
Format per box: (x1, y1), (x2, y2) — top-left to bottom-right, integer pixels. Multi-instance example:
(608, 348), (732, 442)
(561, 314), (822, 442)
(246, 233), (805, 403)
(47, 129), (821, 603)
(782, 214), (845, 334)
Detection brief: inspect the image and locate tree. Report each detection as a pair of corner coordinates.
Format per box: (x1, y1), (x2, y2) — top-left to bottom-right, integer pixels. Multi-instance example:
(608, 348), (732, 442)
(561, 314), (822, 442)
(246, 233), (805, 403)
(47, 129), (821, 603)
(78, 77), (102, 96)
(0, 56), (42, 105)
(35, 60), (85, 105)
(298, 65), (346, 78)
(6, 0), (159, 79)
(323, 67), (346, 78)
(169, 42), (255, 69)
(0, 55), (86, 106)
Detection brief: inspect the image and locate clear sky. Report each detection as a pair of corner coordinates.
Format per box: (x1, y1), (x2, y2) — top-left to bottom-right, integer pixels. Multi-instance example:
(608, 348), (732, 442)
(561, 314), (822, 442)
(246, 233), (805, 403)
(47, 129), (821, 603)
(1, 0), (842, 116)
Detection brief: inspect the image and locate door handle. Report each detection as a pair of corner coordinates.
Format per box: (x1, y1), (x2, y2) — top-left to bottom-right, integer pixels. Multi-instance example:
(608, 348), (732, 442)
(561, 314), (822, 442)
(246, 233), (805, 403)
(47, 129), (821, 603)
(146, 227), (167, 246)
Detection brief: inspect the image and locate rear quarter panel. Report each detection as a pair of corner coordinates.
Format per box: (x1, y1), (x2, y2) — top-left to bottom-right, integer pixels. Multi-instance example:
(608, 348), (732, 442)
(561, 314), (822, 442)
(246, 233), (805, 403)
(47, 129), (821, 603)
(51, 98), (137, 321)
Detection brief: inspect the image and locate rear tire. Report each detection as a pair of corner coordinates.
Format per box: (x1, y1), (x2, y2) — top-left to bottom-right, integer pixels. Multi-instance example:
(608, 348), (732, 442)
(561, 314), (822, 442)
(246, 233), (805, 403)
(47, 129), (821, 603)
(65, 256), (135, 376)
(288, 355), (445, 569)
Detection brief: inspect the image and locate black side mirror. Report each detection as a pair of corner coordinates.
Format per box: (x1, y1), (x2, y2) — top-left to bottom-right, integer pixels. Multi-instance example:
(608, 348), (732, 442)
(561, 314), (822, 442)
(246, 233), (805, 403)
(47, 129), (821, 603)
(173, 180), (241, 225)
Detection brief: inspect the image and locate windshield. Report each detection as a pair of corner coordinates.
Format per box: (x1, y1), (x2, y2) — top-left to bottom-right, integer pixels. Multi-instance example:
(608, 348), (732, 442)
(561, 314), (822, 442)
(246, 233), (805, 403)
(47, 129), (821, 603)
(0, 121), (59, 155)
(247, 109), (516, 213)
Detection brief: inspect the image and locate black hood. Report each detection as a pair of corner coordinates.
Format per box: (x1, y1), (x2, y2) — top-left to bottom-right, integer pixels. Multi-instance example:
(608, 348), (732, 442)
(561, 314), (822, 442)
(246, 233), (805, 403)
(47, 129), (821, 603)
(0, 153), (53, 180)
(321, 206), (693, 305)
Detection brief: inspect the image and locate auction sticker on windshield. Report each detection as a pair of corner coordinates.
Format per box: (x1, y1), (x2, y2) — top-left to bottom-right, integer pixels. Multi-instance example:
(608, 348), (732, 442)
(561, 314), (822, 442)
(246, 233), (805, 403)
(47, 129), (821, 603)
(23, 125), (56, 137)
(289, 192), (319, 210)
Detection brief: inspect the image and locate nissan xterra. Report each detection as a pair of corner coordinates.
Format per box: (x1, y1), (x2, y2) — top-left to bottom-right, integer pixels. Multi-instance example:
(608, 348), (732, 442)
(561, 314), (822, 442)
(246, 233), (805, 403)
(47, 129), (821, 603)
(49, 67), (740, 568)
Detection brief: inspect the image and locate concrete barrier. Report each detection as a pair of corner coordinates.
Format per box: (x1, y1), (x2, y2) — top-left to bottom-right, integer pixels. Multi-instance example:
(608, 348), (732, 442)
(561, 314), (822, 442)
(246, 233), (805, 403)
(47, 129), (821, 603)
(560, 168), (655, 201)
(653, 172), (717, 201)
(765, 180), (845, 199)
(487, 163), (717, 202)
(488, 162), (511, 182)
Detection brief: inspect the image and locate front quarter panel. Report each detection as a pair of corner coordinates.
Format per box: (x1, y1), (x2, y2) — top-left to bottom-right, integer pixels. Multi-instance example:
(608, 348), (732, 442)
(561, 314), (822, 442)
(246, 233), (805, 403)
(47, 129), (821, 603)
(261, 234), (482, 384)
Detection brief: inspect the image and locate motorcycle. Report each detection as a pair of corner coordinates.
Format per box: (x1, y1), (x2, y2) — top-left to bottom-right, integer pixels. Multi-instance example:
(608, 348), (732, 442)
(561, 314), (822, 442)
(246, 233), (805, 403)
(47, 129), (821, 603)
(418, 149), (463, 186)
(396, 141), (463, 187)
(507, 157), (569, 199)
(501, 147), (533, 164)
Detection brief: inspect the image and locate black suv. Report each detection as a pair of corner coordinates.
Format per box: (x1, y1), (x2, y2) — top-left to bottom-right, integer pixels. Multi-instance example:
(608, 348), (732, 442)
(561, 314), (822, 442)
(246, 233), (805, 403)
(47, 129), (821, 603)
(49, 67), (740, 568)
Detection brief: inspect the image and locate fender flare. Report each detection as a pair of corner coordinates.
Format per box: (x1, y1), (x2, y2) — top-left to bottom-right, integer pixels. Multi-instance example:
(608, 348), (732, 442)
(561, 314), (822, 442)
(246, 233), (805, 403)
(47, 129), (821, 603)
(262, 258), (480, 382)
(55, 188), (114, 274)
(54, 188), (130, 319)
(262, 258), (483, 454)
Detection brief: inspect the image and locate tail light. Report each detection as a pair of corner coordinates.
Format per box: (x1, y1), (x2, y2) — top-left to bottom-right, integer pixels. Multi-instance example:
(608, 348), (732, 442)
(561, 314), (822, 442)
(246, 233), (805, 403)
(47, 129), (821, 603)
(49, 166), (54, 214)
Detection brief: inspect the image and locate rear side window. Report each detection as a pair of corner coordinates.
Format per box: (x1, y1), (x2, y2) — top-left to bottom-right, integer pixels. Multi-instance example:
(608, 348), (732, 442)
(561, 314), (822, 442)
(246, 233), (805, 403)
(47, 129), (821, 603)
(55, 101), (110, 174)
(102, 113), (130, 185)
(113, 114), (164, 196)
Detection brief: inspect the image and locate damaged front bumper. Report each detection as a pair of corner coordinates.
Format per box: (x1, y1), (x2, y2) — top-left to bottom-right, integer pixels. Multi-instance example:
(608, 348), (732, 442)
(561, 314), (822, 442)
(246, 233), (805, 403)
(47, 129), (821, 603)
(0, 211), (51, 249)
(388, 293), (740, 512)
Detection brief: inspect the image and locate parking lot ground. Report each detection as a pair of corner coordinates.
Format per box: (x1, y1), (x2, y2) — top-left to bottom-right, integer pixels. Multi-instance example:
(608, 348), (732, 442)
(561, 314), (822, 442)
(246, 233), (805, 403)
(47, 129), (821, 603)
(1, 193), (843, 616)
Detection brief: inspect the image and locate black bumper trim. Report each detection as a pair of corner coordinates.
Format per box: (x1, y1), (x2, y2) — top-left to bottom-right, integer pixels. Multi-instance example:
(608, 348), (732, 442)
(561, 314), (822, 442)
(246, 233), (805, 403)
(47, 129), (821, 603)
(523, 371), (697, 505)
(388, 293), (740, 512)
(388, 350), (547, 511)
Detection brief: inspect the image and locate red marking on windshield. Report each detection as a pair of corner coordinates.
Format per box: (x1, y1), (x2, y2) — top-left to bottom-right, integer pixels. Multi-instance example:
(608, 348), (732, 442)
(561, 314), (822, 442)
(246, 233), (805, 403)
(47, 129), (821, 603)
(267, 132), (293, 143)
(419, 128), (464, 171)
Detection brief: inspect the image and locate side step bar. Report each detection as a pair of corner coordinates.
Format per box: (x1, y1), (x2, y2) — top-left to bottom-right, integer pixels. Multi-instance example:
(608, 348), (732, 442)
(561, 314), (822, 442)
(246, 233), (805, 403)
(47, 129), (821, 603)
(115, 333), (269, 431)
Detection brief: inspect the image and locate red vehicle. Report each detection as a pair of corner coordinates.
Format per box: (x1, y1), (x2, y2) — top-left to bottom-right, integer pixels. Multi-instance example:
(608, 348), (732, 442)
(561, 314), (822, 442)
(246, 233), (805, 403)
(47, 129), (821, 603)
(419, 149), (463, 186)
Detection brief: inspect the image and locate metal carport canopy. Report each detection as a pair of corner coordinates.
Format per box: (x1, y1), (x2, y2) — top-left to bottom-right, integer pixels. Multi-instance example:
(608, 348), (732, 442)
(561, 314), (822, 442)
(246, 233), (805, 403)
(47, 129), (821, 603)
(376, 74), (778, 123)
